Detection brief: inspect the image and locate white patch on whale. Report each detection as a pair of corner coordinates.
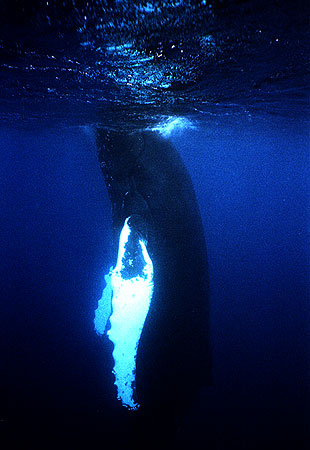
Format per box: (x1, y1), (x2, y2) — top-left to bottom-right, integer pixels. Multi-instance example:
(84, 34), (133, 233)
(94, 217), (154, 410)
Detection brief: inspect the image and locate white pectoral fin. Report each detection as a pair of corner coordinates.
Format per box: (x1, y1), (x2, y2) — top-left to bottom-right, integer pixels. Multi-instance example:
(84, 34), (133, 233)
(103, 218), (154, 410)
(94, 217), (154, 409)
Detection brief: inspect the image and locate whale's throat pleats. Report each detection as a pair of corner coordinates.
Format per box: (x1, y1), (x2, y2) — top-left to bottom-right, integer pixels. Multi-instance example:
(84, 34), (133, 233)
(94, 217), (154, 410)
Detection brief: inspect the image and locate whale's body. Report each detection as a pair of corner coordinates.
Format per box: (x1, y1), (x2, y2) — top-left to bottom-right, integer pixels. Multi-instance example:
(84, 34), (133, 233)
(95, 129), (211, 422)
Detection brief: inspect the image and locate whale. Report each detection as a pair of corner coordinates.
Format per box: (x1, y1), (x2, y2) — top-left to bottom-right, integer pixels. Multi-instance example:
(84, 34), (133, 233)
(94, 128), (212, 435)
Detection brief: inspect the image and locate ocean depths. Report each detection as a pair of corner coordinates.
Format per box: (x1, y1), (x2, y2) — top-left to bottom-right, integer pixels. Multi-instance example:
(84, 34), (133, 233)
(1, 1), (309, 449)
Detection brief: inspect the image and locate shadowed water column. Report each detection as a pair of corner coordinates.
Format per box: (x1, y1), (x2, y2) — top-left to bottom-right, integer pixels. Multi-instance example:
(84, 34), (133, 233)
(95, 129), (212, 439)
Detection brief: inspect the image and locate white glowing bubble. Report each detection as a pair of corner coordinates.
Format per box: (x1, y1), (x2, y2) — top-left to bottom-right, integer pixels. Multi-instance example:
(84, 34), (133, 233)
(151, 116), (195, 137)
(95, 217), (154, 410)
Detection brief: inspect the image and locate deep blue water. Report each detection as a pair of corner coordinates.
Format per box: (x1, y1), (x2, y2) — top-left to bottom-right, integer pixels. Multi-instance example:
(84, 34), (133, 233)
(0, 0), (309, 448)
(1, 114), (309, 448)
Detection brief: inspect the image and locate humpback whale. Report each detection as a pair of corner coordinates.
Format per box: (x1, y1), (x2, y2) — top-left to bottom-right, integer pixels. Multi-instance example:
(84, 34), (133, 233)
(94, 129), (212, 434)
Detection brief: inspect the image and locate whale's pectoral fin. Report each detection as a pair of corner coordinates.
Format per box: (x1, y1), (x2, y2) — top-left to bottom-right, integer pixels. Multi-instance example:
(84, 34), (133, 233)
(97, 216), (154, 410)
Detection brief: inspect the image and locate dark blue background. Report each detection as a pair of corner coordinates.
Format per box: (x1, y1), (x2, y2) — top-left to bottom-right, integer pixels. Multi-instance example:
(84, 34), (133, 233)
(1, 115), (309, 448)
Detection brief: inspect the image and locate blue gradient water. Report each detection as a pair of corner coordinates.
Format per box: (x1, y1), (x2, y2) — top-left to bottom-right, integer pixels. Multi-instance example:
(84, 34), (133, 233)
(1, 114), (308, 447)
(0, 0), (309, 448)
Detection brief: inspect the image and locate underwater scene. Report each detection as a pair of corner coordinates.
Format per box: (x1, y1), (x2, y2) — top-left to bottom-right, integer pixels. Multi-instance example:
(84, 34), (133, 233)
(1, 1), (309, 449)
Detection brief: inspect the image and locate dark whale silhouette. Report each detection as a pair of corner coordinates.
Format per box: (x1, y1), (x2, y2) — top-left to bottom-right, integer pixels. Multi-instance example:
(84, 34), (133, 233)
(96, 128), (212, 438)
